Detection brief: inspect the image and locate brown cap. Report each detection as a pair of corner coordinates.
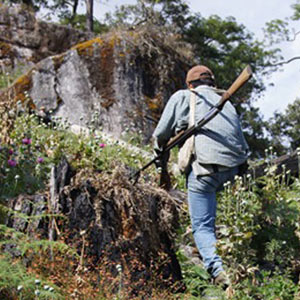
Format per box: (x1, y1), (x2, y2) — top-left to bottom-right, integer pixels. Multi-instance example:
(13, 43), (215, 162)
(186, 65), (214, 84)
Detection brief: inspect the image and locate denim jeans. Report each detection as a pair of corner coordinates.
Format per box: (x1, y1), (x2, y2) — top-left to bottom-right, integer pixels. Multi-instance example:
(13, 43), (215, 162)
(187, 167), (239, 278)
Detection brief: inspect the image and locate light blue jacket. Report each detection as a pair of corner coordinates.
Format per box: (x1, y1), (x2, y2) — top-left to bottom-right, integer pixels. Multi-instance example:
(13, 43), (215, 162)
(153, 85), (249, 175)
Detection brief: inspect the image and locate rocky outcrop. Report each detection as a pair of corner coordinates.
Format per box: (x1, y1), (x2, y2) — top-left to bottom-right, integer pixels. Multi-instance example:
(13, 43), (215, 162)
(0, 4), (92, 69)
(1, 28), (191, 142)
(6, 158), (185, 296)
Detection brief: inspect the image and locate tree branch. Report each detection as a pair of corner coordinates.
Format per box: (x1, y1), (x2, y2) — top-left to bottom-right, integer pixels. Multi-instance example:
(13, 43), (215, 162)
(288, 30), (300, 41)
(268, 56), (300, 67)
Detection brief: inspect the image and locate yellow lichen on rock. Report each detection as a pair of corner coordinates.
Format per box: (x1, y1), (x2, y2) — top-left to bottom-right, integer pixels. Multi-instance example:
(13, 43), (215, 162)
(72, 37), (104, 56)
(0, 42), (13, 58)
(12, 72), (35, 108)
(52, 54), (65, 71)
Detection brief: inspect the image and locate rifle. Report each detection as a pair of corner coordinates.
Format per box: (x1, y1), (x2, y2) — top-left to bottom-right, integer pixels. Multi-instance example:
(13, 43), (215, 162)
(130, 65), (253, 185)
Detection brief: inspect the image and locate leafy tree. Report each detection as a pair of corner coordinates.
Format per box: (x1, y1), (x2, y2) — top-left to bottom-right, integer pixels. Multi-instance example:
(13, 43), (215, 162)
(59, 13), (108, 34)
(266, 98), (300, 153)
(292, 0), (300, 20)
(261, 0), (300, 153)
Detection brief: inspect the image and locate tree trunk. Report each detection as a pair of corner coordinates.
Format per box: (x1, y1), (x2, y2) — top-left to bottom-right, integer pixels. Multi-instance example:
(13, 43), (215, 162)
(248, 150), (299, 179)
(85, 0), (94, 32)
(70, 0), (79, 22)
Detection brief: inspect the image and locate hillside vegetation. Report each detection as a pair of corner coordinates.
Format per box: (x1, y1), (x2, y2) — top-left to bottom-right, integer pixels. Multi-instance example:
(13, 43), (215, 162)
(0, 104), (300, 299)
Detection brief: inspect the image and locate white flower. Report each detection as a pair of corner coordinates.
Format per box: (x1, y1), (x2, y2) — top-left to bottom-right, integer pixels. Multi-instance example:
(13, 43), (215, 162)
(116, 264), (122, 273)
(44, 285), (50, 290)
(35, 279), (41, 285)
(34, 290), (40, 296)
(17, 285), (23, 291)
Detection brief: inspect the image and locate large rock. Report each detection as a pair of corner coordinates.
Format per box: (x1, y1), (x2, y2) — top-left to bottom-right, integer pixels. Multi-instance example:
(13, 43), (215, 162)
(1, 28), (191, 142)
(0, 4), (92, 69)
(6, 158), (185, 296)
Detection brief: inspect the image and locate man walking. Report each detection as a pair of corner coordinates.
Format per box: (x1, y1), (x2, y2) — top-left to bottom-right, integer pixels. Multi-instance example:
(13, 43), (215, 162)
(152, 65), (249, 288)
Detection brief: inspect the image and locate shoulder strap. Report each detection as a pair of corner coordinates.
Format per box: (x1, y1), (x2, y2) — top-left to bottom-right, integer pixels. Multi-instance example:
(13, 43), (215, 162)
(189, 89), (196, 127)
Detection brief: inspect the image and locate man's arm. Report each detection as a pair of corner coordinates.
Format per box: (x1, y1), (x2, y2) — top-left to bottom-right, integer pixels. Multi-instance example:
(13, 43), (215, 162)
(152, 92), (182, 190)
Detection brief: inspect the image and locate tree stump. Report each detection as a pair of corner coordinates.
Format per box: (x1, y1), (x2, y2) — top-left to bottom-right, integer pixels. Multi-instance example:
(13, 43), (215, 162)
(6, 158), (185, 296)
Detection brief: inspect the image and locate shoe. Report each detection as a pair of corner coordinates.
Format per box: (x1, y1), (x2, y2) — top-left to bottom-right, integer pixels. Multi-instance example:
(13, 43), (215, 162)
(214, 271), (231, 290)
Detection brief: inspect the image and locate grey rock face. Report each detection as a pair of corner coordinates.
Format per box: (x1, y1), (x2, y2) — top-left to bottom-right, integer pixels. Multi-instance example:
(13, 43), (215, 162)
(0, 4), (92, 69)
(1, 5), (191, 142)
(6, 31), (188, 141)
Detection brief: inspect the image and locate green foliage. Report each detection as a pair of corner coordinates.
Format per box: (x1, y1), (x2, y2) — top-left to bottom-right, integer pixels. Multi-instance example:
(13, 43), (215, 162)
(0, 114), (51, 199)
(0, 254), (63, 300)
(59, 14), (109, 34)
(0, 217), (69, 300)
(1, 107), (300, 298)
(175, 150), (300, 299)
(292, 0), (300, 20)
(233, 269), (298, 299)
(0, 66), (26, 90)
(267, 98), (300, 151)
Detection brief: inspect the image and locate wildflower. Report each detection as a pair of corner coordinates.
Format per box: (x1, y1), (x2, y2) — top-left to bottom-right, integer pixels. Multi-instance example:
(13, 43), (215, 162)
(44, 285), (50, 290)
(116, 264), (122, 273)
(15, 174), (20, 180)
(17, 285), (23, 291)
(35, 279), (41, 285)
(99, 143), (106, 148)
(34, 290), (40, 296)
(8, 149), (14, 155)
(49, 287), (54, 292)
(8, 159), (17, 167)
(22, 138), (32, 145)
(37, 157), (44, 164)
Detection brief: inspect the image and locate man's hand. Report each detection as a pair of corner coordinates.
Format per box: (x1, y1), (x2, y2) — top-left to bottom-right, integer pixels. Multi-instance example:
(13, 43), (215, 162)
(159, 168), (171, 190)
(154, 150), (171, 190)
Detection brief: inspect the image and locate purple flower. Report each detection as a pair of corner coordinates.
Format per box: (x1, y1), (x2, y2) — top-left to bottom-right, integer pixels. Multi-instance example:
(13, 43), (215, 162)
(7, 159), (17, 167)
(8, 149), (14, 155)
(99, 143), (106, 148)
(22, 138), (32, 145)
(37, 157), (44, 164)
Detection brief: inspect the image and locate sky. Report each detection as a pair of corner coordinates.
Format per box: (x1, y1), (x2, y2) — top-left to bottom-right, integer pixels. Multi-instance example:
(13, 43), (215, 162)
(91, 0), (300, 120)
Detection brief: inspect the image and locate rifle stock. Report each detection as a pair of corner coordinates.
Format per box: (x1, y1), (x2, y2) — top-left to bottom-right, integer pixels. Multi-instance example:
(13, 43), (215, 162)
(131, 65), (253, 184)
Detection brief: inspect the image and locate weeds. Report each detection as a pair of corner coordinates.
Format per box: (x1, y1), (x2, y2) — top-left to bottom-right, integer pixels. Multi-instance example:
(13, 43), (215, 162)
(1, 105), (300, 299)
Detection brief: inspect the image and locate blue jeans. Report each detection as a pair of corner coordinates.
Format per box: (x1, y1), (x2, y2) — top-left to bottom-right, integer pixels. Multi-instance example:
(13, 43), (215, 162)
(187, 167), (239, 278)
